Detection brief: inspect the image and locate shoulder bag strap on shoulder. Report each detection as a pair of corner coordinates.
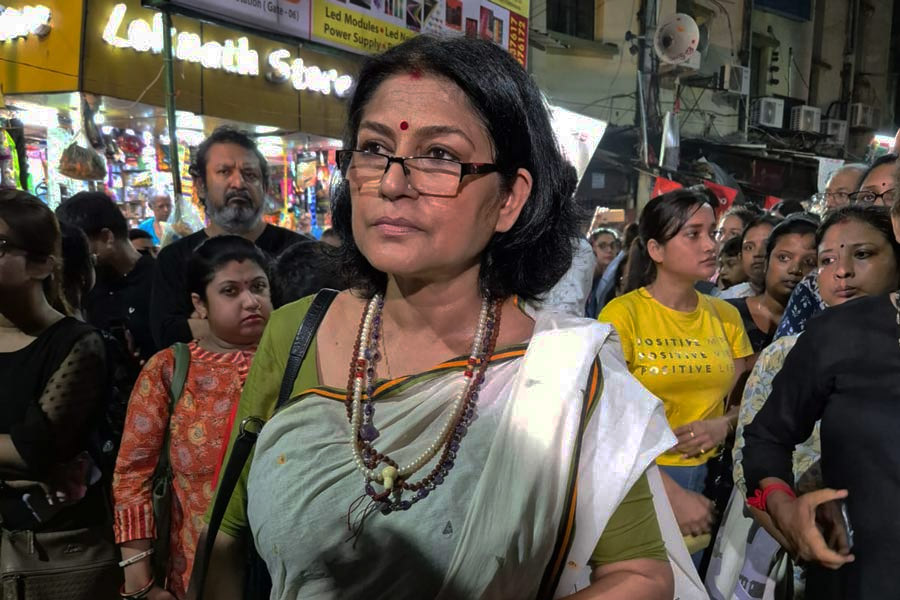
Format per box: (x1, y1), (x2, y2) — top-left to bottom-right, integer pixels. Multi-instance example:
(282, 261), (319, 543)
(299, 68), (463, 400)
(192, 289), (338, 600)
(276, 288), (339, 409)
(158, 342), (190, 473)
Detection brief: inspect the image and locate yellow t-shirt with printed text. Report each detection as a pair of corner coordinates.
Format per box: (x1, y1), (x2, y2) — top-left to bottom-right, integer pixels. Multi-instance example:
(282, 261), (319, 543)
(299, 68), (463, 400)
(599, 288), (753, 467)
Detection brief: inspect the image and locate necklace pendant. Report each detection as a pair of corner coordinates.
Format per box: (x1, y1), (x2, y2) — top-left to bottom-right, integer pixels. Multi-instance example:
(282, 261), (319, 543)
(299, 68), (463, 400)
(359, 423), (380, 442)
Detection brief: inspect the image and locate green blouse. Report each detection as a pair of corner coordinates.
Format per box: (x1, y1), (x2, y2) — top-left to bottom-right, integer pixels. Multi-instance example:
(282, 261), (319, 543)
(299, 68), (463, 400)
(209, 295), (667, 568)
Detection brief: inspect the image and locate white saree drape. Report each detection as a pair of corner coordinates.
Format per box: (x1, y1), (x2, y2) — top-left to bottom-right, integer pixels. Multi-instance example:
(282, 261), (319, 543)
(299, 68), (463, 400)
(246, 310), (706, 599)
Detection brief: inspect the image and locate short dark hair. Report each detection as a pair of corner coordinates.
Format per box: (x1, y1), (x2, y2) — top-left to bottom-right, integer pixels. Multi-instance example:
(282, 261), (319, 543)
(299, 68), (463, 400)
(741, 214), (782, 244)
(719, 235), (742, 258)
(271, 241), (345, 308)
(770, 199), (805, 217)
(330, 35), (579, 300)
(56, 191), (129, 240)
(0, 189), (67, 313)
(189, 126), (270, 199)
(129, 228), (153, 242)
(817, 205), (900, 267)
(59, 222), (94, 313)
(765, 213), (818, 260)
(187, 235), (271, 302)
(859, 153), (898, 189)
(623, 188), (715, 292)
(720, 206), (759, 230)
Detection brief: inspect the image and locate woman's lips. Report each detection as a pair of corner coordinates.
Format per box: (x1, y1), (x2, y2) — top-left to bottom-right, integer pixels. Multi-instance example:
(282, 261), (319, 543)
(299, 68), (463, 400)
(373, 217), (422, 235)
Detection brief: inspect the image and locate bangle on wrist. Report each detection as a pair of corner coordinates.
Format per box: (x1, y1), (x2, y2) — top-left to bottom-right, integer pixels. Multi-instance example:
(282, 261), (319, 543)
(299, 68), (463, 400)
(746, 482), (796, 512)
(120, 576), (154, 599)
(119, 547), (155, 568)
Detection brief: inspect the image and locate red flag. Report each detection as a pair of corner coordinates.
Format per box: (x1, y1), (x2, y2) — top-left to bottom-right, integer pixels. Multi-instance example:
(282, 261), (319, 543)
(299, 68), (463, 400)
(764, 196), (781, 210)
(702, 181), (738, 214)
(652, 177), (683, 198)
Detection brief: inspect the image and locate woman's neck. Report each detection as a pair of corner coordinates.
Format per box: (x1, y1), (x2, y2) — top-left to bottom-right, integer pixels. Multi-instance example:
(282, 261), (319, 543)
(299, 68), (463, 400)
(0, 287), (64, 335)
(198, 332), (257, 354)
(382, 266), (486, 345)
(645, 270), (699, 312)
(751, 291), (787, 332)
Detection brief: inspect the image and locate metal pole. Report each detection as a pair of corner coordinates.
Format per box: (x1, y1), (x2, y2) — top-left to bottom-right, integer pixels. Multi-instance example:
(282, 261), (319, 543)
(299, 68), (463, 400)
(162, 9), (183, 207)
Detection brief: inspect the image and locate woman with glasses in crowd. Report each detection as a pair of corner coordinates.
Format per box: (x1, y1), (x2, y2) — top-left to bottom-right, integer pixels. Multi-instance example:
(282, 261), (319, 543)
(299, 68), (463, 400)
(194, 35), (697, 600)
(0, 190), (119, 597)
(585, 227), (621, 317)
(847, 153), (897, 208)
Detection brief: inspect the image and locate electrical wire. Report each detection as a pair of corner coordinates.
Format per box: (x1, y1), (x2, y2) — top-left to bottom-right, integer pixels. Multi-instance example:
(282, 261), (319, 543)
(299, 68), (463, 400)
(708, 0), (736, 59)
(791, 55), (811, 92)
(606, 0), (638, 100)
(680, 87), (707, 128)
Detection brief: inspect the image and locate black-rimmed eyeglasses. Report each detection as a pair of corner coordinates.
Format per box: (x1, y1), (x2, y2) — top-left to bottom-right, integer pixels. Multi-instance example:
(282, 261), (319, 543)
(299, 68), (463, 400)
(848, 189), (896, 207)
(336, 149), (499, 196)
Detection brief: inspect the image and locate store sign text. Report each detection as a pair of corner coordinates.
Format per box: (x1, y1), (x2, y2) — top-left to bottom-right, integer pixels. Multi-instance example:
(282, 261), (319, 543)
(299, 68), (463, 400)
(101, 4), (353, 97)
(0, 5), (52, 42)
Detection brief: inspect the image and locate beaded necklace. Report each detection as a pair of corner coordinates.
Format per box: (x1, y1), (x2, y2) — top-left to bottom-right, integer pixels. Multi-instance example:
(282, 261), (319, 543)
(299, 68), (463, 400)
(345, 294), (502, 515)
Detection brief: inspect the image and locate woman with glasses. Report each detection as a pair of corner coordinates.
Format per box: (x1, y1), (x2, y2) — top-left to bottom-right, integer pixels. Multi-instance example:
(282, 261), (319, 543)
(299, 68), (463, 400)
(0, 190), (119, 597)
(197, 36), (688, 600)
(848, 153), (897, 208)
(585, 227), (621, 317)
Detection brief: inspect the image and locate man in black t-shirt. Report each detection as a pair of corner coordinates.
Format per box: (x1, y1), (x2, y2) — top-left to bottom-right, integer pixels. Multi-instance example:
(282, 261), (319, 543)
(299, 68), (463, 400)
(57, 192), (157, 361)
(150, 126), (311, 348)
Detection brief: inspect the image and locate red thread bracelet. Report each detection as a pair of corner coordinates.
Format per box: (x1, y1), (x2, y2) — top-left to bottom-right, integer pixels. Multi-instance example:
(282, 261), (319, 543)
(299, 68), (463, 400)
(747, 482), (796, 511)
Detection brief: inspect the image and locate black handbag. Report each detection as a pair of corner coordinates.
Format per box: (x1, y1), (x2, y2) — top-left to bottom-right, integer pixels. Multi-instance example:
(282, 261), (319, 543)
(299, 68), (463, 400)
(192, 289), (338, 600)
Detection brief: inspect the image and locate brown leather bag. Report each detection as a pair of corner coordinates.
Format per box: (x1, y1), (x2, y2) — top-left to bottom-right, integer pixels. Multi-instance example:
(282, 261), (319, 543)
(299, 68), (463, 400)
(0, 526), (121, 600)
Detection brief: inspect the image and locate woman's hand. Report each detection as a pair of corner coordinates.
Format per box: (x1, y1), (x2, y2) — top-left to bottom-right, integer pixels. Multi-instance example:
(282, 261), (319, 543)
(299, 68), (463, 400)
(767, 488), (855, 570)
(673, 417), (730, 458)
(660, 473), (715, 536)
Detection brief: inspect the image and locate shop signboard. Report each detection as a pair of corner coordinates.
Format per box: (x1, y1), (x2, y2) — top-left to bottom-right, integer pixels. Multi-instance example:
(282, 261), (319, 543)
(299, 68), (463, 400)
(0, 0), (84, 94)
(151, 0), (529, 66)
(310, 0), (529, 66)
(158, 0), (311, 40)
(102, 3), (354, 97)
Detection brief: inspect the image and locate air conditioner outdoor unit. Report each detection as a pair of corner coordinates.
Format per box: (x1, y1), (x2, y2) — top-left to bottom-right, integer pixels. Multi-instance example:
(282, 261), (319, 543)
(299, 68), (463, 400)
(849, 103), (878, 129)
(822, 119), (848, 145)
(751, 97), (784, 128)
(719, 64), (750, 96)
(790, 105), (821, 132)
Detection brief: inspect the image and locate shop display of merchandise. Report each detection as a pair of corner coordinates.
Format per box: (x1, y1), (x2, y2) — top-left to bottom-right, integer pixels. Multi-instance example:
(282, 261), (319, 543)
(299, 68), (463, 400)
(0, 132), (16, 189)
(58, 142), (107, 181)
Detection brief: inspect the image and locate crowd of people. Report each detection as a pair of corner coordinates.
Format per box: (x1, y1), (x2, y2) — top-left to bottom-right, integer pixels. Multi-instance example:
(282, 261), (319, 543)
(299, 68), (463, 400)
(0, 34), (898, 600)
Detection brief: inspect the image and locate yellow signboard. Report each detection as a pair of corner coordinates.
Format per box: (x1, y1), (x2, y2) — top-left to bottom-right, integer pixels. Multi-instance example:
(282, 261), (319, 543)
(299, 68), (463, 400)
(491, 0), (529, 16)
(310, 0), (529, 66)
(313, 1), (416, 55)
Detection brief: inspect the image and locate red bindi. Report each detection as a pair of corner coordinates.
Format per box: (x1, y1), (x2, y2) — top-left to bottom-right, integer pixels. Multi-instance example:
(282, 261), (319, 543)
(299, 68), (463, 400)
(409, 69), (422, 80)
(400, 121), (409, 130)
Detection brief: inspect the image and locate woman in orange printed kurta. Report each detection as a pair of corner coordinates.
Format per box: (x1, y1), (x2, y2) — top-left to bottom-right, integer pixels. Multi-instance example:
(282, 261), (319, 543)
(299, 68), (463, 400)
(113, 236), (274, 599)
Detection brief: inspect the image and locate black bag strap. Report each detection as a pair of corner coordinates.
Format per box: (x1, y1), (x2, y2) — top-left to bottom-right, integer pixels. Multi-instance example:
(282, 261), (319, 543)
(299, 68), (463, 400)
(276, 288), (339, 409)
(193, 289), (337, 599)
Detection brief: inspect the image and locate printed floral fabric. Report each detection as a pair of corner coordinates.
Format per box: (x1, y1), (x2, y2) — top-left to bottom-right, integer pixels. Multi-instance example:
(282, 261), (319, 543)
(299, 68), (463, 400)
(112, 342), (254, 599)
(732, 335), (821, 496)
(773, 271), (825, 341)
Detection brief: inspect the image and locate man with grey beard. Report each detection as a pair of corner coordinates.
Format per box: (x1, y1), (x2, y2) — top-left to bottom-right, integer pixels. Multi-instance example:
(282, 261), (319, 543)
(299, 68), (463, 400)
(150, 126), (313, 347)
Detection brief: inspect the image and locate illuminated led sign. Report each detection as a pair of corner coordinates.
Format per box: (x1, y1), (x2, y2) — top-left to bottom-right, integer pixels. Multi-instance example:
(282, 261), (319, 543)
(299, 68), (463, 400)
(101, 3), (353, 96)
(0, 4), (52, 42)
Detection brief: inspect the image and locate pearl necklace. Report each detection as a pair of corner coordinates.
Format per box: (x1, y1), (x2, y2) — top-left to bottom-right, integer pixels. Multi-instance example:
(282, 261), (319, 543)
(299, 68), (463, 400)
(345, 293), (500, 512)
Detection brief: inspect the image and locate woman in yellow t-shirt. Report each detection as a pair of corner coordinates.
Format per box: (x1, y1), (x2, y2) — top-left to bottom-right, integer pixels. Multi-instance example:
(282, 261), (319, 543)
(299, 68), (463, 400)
(600, 189), (753, 545)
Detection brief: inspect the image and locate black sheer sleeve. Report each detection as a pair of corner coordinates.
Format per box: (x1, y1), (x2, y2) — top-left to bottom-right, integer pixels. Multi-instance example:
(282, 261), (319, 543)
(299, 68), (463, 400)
(10, 331), (107, 476)
(150, 245), (193, 347)
(742, 323), (830, 493)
